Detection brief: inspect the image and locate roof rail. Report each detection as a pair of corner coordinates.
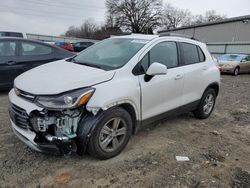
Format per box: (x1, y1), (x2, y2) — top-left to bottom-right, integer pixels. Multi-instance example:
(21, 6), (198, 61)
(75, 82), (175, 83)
(159, 33), (199, 41)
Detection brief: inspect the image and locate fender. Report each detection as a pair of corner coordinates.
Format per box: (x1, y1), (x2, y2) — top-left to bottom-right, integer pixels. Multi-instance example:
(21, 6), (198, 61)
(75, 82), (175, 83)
(101, 99), (139, 120)
(204, 82), (220, 96)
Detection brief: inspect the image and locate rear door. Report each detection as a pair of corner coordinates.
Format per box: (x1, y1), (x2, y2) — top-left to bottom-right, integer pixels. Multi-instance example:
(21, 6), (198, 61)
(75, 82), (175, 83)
(180, 42), (207, 104)
(0, 39), (22, 88)
(18, 41), (57, 72)
(138, 41), (184, 121)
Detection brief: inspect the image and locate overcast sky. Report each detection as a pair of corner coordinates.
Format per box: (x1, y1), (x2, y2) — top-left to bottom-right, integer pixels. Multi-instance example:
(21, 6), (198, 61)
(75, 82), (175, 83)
(0, 0), (249, 36)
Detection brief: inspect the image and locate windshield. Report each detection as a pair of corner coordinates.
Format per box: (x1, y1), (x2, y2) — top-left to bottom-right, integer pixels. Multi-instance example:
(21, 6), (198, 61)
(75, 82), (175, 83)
(218, 54), (247, 62)
(73, 38), (149, 70)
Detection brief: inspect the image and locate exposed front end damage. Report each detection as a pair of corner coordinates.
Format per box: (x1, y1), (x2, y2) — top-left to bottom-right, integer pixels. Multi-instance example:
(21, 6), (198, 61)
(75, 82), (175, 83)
(8, 89), (90, 155)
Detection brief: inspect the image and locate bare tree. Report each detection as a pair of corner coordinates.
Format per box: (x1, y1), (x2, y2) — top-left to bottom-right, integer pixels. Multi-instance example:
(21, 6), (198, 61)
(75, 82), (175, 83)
(64, 19), (125, 40)
(161, 3), (192, 30)
(106, 0), (163, 34)
(193, 10), (227, 24)
(65, 19), (98, 39)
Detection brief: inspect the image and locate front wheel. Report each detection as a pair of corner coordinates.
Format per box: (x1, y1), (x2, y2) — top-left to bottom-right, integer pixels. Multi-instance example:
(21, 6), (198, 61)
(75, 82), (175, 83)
(233, 67), (240, 76)
(193, 88), (216, 119)
(87, 107), (132, 160)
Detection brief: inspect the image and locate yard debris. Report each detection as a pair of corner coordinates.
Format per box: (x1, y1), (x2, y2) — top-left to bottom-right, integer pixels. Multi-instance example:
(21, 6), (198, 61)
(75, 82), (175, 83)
(176, 156), (190, 162)
(152, 161), (158, 165)
(210, 131), (221, 135)
(203, 160), (210, 165)
(56, 171), (71, 184)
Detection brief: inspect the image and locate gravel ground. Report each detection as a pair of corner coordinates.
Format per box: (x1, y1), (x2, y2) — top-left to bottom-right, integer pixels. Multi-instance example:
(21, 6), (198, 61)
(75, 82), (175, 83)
(0, 74), (250, 188)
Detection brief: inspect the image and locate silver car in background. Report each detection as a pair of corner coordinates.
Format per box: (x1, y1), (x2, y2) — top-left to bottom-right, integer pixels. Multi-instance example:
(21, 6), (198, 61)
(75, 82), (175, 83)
(218, 54), (250, 76)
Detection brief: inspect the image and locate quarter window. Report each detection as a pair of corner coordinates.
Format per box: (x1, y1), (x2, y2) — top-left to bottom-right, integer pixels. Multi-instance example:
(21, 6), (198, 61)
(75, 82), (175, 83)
(0, 41), (16, 57)
(21, 42), (52, 56)
(198, 46), (205, 62)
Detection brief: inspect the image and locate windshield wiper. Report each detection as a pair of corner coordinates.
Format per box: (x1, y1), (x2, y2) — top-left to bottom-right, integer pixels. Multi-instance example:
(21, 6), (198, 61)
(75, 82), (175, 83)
(71, 58), (102, 69)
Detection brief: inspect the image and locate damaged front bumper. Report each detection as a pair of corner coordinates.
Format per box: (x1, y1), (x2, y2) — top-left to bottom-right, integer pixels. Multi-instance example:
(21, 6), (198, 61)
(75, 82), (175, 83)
(8, 89), (84, 155)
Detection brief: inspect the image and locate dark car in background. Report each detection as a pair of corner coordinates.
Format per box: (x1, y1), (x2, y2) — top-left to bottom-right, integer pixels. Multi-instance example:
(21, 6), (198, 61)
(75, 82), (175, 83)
(0, 37), (74, 90)
(73, 41), (94, 52)
(55, 41), (74, 52)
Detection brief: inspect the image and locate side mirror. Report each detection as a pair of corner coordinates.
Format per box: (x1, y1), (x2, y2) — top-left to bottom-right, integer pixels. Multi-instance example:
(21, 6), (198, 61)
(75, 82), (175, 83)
(146, 62), (167, 76)
(144, 62), (167, 82)
(241, 59), (247, 63)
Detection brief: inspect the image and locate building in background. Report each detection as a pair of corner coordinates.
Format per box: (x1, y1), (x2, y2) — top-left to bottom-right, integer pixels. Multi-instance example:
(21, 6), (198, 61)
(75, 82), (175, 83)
(158, 15), (250, 56)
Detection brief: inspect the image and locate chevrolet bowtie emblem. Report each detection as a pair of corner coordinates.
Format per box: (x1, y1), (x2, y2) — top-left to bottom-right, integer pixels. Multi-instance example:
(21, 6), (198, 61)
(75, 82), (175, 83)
(14, 88), (21, 96)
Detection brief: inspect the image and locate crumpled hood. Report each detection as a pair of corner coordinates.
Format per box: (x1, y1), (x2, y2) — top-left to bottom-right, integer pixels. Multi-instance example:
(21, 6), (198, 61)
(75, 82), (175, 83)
(14, 60), (115, 95)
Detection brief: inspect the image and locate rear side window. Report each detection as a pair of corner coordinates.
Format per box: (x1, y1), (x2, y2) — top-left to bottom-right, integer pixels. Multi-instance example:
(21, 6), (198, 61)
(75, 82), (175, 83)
(0, 41), (16, 57)
(21, 42), (52, 56)
(181, 43), (199, 65)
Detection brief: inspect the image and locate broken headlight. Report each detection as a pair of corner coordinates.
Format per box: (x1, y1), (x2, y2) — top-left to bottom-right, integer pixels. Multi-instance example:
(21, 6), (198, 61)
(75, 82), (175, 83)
(36, 88), (95, 109)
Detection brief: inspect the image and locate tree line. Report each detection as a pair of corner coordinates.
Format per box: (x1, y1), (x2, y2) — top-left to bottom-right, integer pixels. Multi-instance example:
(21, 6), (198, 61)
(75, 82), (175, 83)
(64, 0), (226, 40)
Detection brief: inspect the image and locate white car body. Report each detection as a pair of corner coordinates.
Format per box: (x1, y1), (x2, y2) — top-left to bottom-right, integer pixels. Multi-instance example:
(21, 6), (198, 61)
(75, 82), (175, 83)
(8, 34), (220, 157)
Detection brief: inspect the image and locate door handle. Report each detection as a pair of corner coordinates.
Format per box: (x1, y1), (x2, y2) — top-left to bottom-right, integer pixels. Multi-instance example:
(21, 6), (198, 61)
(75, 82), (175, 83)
(6, 61), (17, 65)
(175, 74), (183, 80)
(202, 65), (208, 70)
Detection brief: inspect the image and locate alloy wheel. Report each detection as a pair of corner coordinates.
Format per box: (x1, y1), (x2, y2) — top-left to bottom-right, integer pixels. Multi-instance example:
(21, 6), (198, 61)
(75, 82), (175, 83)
(203, 94), (214, 115)
(99, 118), (127, 152)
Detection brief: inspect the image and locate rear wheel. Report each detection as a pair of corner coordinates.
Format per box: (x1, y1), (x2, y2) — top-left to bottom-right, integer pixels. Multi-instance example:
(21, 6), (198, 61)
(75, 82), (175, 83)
(233, 67), (240, 76)
(87, 107), (132, 160)
(193, 88), (216, 119)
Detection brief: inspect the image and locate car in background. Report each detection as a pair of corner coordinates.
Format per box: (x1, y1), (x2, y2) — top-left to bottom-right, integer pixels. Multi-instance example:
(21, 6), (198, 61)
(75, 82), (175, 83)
(0, 31), (27, 38)
(0, 37), (74, 90)
(217, 54), (250, 76)
(55, 41), (74, 52)
(73, 41), (94, 52)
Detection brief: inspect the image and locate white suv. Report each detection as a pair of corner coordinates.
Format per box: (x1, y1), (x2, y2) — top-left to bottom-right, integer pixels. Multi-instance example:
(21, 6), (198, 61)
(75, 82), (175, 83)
(9, 34), (220, 159)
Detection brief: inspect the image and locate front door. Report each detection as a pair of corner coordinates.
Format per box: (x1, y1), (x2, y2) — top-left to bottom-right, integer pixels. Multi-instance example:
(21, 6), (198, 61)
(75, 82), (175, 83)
(138, 41), (184, 121)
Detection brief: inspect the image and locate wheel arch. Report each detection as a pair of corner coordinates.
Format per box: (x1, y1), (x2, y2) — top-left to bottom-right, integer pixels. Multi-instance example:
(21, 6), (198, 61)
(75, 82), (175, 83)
(101, 101), (139, 134)
(204, 82), (220, 96)
(117, 103), (138, 134)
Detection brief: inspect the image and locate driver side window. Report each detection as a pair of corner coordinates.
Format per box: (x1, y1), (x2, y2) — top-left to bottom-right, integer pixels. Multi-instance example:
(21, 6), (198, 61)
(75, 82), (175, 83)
(140, 41), (178, 73)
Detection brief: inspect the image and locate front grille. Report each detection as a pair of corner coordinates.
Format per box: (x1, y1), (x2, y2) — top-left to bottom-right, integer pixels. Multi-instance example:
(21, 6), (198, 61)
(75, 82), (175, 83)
(9, 104), (30, 130)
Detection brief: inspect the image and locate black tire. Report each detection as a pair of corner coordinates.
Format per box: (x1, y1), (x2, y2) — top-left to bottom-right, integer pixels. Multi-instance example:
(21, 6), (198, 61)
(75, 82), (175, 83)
(193, 88), (216, 119)
(233, 67), (240, 76)
(87, 107), (132, 160)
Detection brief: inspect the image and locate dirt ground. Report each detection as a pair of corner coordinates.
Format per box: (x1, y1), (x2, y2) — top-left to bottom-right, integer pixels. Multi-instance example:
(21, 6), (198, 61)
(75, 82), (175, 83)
(0, 74), (250, 188)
